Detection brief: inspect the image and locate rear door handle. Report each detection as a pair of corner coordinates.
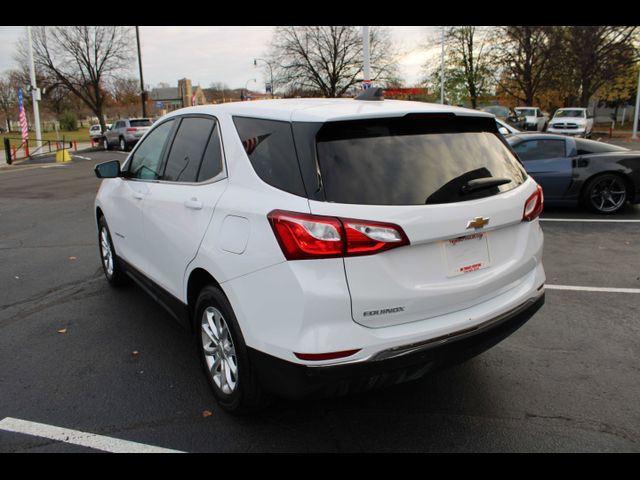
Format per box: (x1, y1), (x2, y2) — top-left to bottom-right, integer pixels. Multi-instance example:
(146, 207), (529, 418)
(184, 198), (203, 210)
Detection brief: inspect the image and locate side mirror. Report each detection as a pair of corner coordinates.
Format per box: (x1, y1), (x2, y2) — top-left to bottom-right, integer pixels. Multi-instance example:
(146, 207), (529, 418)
(95, 160), (121, 179)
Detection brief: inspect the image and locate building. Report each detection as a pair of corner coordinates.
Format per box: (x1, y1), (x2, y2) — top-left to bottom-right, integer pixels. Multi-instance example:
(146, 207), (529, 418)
(149, 78), (207, 116)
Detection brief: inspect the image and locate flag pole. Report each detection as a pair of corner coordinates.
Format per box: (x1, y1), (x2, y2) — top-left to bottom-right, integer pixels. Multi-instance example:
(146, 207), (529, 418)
(26, 26), (42, 152)
(362, 26), (370, 89)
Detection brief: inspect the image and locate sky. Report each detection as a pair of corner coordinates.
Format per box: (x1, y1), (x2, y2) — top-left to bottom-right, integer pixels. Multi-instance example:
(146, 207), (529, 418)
(0, 26), (442, 93)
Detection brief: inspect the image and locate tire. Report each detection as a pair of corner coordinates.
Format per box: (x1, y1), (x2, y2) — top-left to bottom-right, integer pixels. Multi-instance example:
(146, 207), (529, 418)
(195, 285), (271, 414)
(119, 137), (128, 152)
(98, 216), (130, 287)
(582, 173), (629, 214)
(103, 137), (110, 151)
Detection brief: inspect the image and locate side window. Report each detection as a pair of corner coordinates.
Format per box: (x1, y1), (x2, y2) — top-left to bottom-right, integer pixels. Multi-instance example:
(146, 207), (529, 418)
(163, 117), (215, 182)
(232, 116), (306, 196)
(514, 139), (566, 161)
(127, 120), (175, 180)
(198, 124), (224, 182)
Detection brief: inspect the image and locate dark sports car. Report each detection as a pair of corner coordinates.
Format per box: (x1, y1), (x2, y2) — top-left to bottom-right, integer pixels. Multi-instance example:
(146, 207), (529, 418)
(506, 133), (640, 214)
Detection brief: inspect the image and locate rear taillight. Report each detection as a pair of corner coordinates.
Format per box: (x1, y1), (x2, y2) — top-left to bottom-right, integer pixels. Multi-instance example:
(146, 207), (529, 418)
(523, 184), (544, 221)
(126, 127), (137, 132)
(267, 210), (410, 260)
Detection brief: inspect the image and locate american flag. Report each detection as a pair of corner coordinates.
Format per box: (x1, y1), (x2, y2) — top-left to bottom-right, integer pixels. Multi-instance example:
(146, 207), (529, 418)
(18, 88), (29, 143)
(241, 133), (270, 155)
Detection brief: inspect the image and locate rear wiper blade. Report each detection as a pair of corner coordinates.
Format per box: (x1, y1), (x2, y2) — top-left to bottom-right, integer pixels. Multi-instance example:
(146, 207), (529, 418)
(461, 177), (512, 194)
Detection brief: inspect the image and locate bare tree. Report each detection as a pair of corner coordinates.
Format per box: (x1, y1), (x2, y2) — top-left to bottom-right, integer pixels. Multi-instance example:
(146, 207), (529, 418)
(268, 26), (399, 98)
(444, 26), (495, 109)
(561, 26), (639, 107)
(28, 26), (135, 132)
(0, 72), (20, 132)
(492, 26), (561, 106)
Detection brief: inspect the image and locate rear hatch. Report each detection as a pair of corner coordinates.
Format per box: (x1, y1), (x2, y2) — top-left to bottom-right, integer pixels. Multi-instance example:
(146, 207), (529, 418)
(129, 119), (152, 138)
(305, 113), (539, 328)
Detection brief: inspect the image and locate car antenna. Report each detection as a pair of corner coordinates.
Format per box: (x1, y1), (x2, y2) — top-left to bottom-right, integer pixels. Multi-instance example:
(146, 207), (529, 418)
(355, 87), (384, 101)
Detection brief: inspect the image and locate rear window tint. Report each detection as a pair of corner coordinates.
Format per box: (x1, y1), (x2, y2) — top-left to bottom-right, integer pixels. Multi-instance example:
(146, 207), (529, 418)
(130, 119), (152, 127)
(315, 115), (527, 206)
(233, 117), (306, 197)
(575, 138), (627, 155)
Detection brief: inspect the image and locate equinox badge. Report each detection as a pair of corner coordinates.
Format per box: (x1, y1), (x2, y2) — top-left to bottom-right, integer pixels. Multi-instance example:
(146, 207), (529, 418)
(466, 217), (490, 229)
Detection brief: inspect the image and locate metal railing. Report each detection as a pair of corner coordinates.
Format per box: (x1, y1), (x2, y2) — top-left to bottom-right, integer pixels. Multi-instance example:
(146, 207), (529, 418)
(3, 136), (79, 165)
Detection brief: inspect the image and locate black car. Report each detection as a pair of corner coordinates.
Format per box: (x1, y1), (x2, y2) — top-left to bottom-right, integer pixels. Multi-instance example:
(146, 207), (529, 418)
(507, 133), (640, 214)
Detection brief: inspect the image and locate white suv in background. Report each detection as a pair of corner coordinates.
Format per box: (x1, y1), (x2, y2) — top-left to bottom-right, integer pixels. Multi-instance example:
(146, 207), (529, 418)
(94, 95), (546, 413)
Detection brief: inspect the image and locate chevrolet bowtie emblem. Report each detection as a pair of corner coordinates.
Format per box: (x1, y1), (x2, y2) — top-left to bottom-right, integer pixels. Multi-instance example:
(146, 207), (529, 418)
(466, 217), (490, 229)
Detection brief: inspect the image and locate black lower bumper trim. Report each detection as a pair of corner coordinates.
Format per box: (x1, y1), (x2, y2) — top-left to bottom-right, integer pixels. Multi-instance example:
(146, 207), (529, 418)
(248, 293), (545, 400)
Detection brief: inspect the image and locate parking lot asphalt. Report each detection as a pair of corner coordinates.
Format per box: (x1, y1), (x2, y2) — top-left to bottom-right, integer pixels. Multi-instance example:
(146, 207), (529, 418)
(1, 150), (639, 452)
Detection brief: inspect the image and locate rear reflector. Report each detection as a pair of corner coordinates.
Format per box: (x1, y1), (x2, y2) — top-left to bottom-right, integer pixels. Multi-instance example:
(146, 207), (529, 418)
(523, 184), (544, 221)
(268, 210), (410, 260)
(294, 349), (361, 361)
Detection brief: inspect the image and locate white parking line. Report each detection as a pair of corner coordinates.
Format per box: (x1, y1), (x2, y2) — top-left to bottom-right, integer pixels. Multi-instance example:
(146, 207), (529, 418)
(546, 284), (640, 294)
(540, 218), (640, 223)
(0, 417), (184, 453)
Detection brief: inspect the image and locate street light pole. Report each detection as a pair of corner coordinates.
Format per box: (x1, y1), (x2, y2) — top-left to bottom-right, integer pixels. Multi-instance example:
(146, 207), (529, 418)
(440, 26), (446, 105)
(135, 26), (147, 118)
(26, 26), (42, 151)
(244, 79), (256, 101)
(632, 66), (640, 140)
(362, 26), (370, 88)
(254, 58), (274, 98)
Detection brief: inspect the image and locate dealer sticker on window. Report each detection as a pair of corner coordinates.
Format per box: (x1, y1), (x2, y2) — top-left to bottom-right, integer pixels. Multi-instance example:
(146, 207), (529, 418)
(443, 233), (491, 277)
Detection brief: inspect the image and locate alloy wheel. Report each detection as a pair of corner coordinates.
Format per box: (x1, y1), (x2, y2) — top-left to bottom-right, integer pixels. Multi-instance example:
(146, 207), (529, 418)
(589, 176), (627, 213)
(100, 227), (114, 277)
(201, 306), (239, 395)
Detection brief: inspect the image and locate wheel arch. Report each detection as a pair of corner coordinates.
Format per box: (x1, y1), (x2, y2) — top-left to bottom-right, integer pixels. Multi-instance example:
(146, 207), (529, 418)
(580, 170), (635, 198)
(96, 206), (104, 227)
(186, 267), (225, 332)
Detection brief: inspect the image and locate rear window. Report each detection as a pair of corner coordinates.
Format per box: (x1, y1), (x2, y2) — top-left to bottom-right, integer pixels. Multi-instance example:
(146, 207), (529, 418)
(233, 116), (306, 197)
(575, 138), (628, 155)
(315, 115), (527, 206)
(130, 119), (152, 127)
(554, 110), (585, 118)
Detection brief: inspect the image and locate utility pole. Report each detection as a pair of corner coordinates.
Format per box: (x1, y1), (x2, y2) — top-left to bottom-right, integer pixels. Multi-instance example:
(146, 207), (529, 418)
(440, 26), (446, 104)
(632, 66), (640, 140)
(26, 26), (42, 151)
(135, 26), (147, 118)
(362, 26), (371, 89)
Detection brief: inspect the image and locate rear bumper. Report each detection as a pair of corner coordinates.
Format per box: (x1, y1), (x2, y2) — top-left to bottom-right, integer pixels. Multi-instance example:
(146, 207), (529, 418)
(248, 292), (545, 400)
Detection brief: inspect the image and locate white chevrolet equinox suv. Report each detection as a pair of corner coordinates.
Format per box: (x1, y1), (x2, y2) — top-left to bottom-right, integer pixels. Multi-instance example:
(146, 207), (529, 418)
(94, 94), (546, 413)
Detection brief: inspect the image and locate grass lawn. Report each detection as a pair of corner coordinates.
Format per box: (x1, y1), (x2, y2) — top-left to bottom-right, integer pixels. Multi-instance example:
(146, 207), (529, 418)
(1, 128), (91, 152)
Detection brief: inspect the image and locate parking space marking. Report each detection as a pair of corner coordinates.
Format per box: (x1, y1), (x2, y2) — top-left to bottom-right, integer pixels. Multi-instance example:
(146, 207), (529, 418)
(540, 218), (640, 223)
(546, 284), (640, 294)
(0, 417), (185, 453)
(0, 164), (69, 174)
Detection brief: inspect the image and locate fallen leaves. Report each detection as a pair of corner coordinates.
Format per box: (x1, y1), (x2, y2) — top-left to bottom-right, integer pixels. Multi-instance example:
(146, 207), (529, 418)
(202, 410), (213, 418)
(57, 328), (67, 334)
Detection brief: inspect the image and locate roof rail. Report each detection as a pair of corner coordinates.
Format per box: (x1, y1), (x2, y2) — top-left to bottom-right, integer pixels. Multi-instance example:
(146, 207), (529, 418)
(354, 87), (384, 101)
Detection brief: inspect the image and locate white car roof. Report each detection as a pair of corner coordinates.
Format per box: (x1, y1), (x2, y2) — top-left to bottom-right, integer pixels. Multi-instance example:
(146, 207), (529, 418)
(162, 98), (494, 123)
